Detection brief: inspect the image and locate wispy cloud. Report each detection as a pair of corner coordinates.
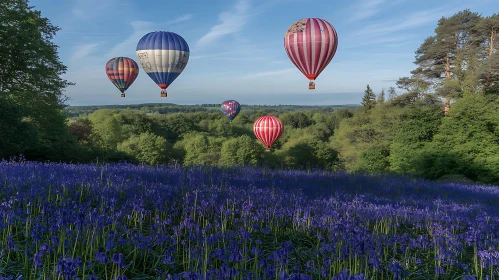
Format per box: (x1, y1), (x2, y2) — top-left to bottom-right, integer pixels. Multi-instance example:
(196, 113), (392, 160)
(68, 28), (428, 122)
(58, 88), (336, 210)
(190, 53), (267, 61)
(384, 41), (419, 47)
(59, 32), (130, 35)
(353, 6), (453, 37)
(71, 9), (88, 19)
(349, 0), (386, 21)
(346, 0), (410, 22)
(342, 34), (415, 49)
(71, 0), (117, 20)
(166, 14), (194, 25)
(70, 43), (100, 61)
(342, 51), (412, 57)
(196, 0), (250, 47)
(66, 21), (155, 69)
(241, 68), (295, 79)
(106, 21), (155, 58)
(190, 54), (224, 60)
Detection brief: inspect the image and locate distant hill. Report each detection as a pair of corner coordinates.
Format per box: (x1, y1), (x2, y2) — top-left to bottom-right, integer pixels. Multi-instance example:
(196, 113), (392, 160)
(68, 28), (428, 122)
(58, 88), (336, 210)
(64, 103), (361, 118)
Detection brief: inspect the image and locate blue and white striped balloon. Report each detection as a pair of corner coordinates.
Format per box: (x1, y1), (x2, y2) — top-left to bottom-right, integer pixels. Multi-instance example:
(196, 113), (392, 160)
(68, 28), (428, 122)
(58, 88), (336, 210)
(136, 31), (189, 97)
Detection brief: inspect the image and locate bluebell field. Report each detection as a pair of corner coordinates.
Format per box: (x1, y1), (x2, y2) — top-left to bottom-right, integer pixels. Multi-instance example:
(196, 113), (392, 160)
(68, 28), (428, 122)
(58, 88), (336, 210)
(0, 159), (497, 280)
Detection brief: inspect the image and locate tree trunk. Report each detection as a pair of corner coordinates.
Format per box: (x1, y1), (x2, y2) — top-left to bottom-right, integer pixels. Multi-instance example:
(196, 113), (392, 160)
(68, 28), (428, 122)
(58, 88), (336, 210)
(445, 55), (451, 78)
(444, 98), (450, 115)
(490, 29), (496, 57)
(443, 54), (451, 115)
(484, 69), (491, 89)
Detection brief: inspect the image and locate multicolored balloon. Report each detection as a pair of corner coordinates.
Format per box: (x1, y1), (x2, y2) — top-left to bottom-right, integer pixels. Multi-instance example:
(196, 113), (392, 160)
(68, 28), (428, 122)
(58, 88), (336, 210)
(221, 100), (241, 122)
(136, 31), (189, 97)
(253, 116), (284, 152)
(105, 57), (139, 97)
(284, 18), (338, 90)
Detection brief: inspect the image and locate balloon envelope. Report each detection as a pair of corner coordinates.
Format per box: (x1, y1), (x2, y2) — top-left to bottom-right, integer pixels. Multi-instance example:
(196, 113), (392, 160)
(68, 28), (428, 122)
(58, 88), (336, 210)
(221, 100), (241, 121)
(135, 31), (189, 96)
(105, 57), (139, 97)
(253, 116), (284, 151)
(284, 18), (338, 81)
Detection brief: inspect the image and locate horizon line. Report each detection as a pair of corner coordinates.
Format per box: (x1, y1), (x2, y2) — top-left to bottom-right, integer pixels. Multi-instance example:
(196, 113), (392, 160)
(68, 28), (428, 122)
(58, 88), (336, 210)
(65, 102), (363, 108)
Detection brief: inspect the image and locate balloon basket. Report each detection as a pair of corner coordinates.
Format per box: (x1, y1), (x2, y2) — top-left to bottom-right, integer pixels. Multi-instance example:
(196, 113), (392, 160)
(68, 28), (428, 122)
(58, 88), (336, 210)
(309, 82), (315, 90)
(160, 92), (167, 97)
(120, 93), (125, 97)
(265, 147), (271, 152)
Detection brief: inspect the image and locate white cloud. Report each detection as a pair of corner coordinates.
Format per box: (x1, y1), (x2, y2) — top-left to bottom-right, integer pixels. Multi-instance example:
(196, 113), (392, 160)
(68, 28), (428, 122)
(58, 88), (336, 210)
(70, 0), (116, 20)
(70, 43), (100, 61)
(241, 68), (296, 79)
(353, 7), (452, 37)
(341, 34), (415, 49)
(346, 0), (411, 22)
(349, 0), (386, 21)
(166, 14), (194, 25)
(384, 41), (419, 47)
(191, 53), (267, 61)
(342, 51), (412, 57)
(190, 52), (229, 60)
(196, 0), (250, 47)
(59, 32), (130, 35)
(65, 20), (155, 69)
(106, 21), (155, 58)
(71, 9), (87, 19)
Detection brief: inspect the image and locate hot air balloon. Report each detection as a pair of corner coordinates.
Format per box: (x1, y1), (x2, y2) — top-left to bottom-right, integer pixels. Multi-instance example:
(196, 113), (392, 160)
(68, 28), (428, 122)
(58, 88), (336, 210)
(136, 31), (189, 97)
(253, 116), (284, 152)
(284, 18), (338, 90)
(105, 57), (139, 97)
(221, 100), (241, 122)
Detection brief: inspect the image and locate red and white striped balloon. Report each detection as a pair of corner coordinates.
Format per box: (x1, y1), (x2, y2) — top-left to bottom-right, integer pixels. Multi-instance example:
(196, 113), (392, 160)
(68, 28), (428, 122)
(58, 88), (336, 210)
(284, 18), (338, 86)
(253, 116), (284, 151)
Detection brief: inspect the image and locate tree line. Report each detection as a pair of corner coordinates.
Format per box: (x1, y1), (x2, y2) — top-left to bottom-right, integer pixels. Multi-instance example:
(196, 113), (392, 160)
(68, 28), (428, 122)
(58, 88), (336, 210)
(1, 1), (499, 184)
(64, 103), (356, 118)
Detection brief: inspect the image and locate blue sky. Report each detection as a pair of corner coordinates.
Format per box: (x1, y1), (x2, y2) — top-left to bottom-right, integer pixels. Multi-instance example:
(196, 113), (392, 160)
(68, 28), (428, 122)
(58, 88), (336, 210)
(30, 0), (499, 106)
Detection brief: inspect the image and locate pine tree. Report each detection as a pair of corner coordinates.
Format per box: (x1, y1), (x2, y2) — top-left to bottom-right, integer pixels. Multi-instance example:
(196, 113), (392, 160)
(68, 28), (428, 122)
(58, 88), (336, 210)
(377, 89), (385, 104)
(400, 10), (483, 114)
(361, 85), (376, 110)
(387, 87), (397, 100)
(476, 13), (499, 57)
(477, 13), (499, 93)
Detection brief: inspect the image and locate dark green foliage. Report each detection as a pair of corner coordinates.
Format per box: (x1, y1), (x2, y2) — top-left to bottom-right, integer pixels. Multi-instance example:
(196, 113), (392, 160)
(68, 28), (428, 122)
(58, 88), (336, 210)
(356, 148), (390, 174)
(114, 111), (153, 139)
(157, 113), (197, 143)
(280, 111), (314, 128)
(481, 51), (499, 94)
(68, 118), (93, 145)
(0, 0), (84, 162)
(419, 95), (499, 183)
(0, 97), (37, 159)
(389, 103), (443, 174)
